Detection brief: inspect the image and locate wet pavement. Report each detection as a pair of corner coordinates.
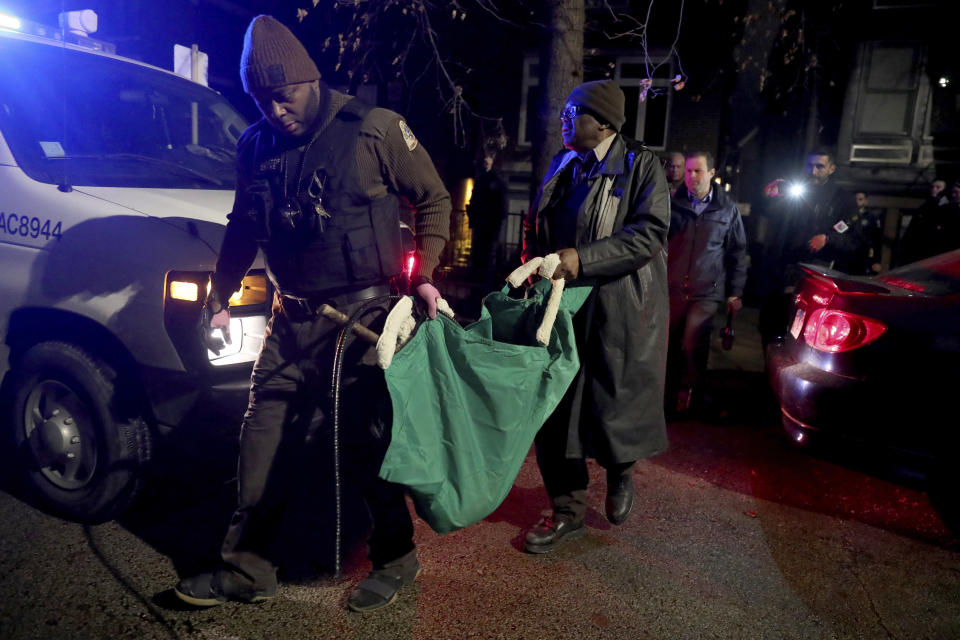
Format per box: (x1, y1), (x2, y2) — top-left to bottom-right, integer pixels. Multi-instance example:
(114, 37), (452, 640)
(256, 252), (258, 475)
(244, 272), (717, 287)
(1, 306), (958, 639)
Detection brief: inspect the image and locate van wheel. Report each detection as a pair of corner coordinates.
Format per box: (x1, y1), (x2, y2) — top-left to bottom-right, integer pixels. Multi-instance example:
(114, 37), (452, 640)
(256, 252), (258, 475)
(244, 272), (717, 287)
(8, 341), (151, 523)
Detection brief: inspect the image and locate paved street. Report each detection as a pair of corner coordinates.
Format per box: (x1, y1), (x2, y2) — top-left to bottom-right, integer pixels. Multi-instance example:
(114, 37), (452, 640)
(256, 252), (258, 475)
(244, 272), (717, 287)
(1, 308), (958, 640)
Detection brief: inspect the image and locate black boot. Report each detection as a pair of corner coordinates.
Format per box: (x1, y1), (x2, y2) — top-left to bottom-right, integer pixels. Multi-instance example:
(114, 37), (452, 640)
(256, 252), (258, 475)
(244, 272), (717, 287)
(605, 468), (635, 526)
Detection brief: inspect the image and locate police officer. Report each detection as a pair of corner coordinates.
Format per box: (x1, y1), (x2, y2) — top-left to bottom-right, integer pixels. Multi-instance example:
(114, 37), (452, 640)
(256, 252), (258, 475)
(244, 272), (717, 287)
(173, 15), (450, 613)
(759, 150), (854, 345)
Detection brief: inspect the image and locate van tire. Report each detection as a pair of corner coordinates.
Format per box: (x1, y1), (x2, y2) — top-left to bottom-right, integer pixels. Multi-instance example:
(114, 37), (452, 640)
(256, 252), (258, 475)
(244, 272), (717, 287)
(7, 341), (151, 523)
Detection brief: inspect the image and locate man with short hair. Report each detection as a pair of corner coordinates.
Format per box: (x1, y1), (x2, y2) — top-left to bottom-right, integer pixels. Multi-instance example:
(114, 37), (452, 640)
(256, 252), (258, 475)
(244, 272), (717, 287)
(663, 151), (685, 196)
(173, 14), (450, 613)
(522, 80), (670, 553)
(930, 178), (947, 203)
(901, 178), (959, 264)
(666, 151), (747, 415)
(789, 150), (858, 268)
(759, 149), (855, 344)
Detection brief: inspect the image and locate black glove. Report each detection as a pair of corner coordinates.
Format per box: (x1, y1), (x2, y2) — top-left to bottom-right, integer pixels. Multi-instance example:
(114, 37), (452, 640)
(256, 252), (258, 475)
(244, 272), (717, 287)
(202, 293), (231, 354)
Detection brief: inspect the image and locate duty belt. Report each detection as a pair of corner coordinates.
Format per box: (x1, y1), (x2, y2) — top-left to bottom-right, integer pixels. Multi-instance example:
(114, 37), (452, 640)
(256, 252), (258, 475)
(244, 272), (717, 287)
(280, 283), (391, 319)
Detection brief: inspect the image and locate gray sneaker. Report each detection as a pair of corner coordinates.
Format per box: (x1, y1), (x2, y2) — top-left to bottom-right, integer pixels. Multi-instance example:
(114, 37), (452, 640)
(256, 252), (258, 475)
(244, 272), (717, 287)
(174, 571), (276, 607)
(346, 549), (421, 612)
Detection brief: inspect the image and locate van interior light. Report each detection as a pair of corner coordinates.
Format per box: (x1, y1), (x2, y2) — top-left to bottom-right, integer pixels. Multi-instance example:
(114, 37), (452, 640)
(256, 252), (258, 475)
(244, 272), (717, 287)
(58, 10), (97, 36)
(170, 280), (200, 302)
(0, 12), (22, 30)
(208, 317), (244, 360)
(228, 274), (268, 306)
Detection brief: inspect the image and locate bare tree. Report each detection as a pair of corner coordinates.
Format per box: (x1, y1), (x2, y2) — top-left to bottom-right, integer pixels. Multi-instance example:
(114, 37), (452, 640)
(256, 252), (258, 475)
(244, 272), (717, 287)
(292, 0), (683, 181)
(530, 0), (584, 197)
(294, 0), (511, 146)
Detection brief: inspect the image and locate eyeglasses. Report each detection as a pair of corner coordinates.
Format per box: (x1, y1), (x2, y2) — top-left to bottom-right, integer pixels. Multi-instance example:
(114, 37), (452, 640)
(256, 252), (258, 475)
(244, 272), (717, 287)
(559, 105), (586, 121)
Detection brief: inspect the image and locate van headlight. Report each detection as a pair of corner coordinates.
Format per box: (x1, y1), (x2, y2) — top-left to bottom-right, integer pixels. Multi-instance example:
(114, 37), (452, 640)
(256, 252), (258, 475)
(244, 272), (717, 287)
(164, 271), (269, 368)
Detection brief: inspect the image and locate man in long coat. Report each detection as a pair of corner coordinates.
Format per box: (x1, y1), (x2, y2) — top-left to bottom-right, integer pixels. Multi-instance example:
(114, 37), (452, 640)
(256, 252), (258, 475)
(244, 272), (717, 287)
(522, 80), (670, 553)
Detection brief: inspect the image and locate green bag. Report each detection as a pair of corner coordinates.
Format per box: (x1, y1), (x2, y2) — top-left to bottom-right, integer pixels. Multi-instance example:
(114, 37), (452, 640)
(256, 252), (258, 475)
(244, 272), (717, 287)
(380, 278), (593, 533)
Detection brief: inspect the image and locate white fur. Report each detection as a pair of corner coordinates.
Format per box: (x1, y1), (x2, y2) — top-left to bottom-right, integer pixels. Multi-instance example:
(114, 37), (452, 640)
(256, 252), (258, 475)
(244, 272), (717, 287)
(377, 296), (413, 369)
(505, 253), (567, 345)
(437, 298), (456, 319)
(506, 257), (543, 287)
(377, 295), (455, 369)
(379, 254), (570, 368)
(535, 277), (565, 345)
(537, 253), (561, 279)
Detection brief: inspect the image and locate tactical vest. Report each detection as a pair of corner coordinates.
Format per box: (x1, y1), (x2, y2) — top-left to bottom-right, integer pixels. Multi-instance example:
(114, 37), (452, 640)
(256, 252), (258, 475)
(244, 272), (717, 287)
(246, 99), (403, 295)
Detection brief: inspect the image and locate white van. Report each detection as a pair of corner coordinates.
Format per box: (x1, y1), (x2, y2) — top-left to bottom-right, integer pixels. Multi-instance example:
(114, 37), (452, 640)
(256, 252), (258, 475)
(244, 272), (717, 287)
(0, 19), (269, 521)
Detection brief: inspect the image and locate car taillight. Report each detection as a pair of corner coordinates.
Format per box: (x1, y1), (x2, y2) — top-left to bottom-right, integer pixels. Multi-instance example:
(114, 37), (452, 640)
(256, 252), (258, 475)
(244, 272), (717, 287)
(802, 308), (887, 352)
(405, 252), (417, 279)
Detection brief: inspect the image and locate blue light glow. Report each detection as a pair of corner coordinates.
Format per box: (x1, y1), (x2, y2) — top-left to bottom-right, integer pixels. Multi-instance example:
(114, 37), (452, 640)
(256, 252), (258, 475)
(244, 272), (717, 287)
(0, 12), (22, 30)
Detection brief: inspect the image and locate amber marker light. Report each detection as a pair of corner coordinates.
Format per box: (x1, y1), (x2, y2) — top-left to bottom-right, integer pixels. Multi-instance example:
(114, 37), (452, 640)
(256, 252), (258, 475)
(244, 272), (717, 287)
(169, 280), (200, 302)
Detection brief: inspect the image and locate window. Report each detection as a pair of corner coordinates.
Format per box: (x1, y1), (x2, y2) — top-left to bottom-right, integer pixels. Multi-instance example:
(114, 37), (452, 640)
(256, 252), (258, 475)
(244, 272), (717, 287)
(846, 42), (926, 165)
(614, 56), (674, 150)
(0, 37), (246, 188)
(856, 45), (921, 137)
(517, 57), (539, 147)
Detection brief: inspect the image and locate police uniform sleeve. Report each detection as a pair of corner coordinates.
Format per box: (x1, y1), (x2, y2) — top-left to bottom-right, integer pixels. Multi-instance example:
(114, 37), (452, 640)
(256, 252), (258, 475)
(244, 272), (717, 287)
(822, 189), (862, 267)
(360, 109), (451, 282)
(210, 131), (260, 307)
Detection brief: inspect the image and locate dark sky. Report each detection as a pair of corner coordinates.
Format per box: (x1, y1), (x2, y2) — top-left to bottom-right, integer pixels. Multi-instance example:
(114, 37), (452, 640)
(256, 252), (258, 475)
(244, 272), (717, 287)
(5, 0), (958, 184)
(3, 1), (278, 119)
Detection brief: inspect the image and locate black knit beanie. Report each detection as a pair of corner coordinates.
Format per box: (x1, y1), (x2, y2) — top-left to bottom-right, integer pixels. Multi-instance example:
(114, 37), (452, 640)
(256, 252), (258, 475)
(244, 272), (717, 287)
(567, 80), (626, 131)
(240, 15), (320, 93)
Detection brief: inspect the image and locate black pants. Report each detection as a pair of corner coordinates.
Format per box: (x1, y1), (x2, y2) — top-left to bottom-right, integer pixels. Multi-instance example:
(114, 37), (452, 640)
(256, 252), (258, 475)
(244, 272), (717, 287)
(666, 297), (720, 403)
(219, 295), (414, 592)
(534, 387), (633, 523)
(470, 226), (502, 288)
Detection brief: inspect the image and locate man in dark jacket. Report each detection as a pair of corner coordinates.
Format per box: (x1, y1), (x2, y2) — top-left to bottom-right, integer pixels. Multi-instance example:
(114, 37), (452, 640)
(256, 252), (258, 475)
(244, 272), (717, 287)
(759, 150), (855, 345)
(522, 80), (670, 553)
(667, 151), (748, 415)
(172, 15), (450, 613)
(850, 191), (884, 275)
(900, 179), (959, 265)
(467, 154), (508, 289)
(773, 151), (858, 271)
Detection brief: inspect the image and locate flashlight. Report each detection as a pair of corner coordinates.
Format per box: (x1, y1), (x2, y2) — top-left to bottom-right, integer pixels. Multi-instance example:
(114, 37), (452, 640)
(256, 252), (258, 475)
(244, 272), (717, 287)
(788, 183), (806, 198)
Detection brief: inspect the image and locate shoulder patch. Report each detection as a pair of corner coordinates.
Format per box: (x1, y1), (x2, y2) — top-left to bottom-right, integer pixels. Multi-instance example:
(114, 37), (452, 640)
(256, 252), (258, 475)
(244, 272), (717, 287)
(398, 120), (418, 151)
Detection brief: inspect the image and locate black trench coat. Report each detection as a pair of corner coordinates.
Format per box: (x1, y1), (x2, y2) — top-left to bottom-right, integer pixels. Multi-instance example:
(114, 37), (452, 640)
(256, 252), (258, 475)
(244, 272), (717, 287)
(523, 134), (670, 464)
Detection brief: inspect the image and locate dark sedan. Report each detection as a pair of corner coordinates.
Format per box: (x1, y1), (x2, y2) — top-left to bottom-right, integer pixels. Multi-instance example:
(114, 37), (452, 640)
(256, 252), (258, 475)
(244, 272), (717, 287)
(766, 250), (960, 462)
